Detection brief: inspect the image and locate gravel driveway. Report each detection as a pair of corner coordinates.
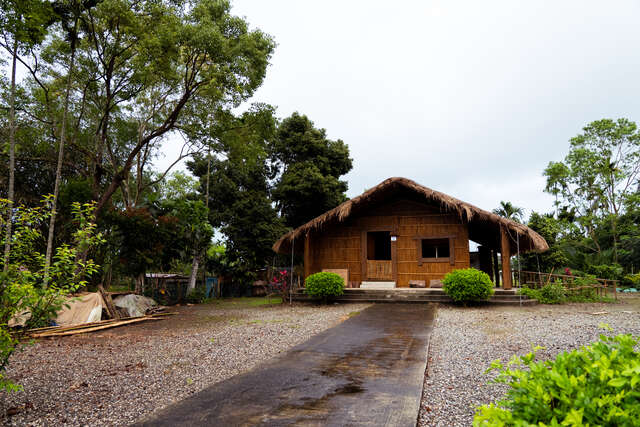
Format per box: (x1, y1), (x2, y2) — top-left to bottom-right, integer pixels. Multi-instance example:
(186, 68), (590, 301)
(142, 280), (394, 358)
(0, 300), (371, 426)
(419, 296), (640, 427)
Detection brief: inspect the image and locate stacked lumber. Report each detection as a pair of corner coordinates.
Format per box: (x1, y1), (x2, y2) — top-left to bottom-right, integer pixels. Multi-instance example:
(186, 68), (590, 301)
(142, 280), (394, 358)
(27, 312), (176, 338)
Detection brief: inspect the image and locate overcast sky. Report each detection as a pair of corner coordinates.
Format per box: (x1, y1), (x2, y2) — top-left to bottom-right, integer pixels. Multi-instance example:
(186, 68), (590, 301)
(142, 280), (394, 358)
(157, 0), (640, 218)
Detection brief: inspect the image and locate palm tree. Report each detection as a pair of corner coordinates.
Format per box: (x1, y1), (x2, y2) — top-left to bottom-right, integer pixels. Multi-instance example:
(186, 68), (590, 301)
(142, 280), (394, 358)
(493, 201), (524, 223)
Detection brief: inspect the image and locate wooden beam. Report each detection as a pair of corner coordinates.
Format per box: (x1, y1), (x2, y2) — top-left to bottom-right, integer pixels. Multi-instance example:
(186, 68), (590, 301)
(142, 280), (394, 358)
(492, 249), (500, 287)
(361, 231), (368, 281)
(501, 226), (512, 289)
(304, 233), (311, 281)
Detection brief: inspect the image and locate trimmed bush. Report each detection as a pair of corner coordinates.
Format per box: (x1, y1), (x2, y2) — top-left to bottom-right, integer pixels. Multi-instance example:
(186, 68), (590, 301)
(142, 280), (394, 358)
(442, 268), (494, 303)
(474, 332), (640, 426)
(305, 272), (344, 301)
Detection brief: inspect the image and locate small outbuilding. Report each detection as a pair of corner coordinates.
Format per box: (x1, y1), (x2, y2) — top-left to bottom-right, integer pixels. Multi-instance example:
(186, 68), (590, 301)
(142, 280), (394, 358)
(273, 177), (548, 289)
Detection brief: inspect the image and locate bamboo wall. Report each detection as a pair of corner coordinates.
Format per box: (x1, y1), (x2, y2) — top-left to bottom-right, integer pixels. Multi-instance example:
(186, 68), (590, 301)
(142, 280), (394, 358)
(306, 198), (470, 287)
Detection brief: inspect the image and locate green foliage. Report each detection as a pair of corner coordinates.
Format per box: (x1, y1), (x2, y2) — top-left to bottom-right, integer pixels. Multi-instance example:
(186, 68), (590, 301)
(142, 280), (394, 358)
(304, 272), (345, 300)
(492, 201), (524, 223)
(586, 263), (624, 281)
(622, 273), (640, 288)
(0, 197), (103, 392)
(473, 333), (640, 426)
(544, 118), (640, 266)
(442, 268), (494, 303)
(538, 282), (566, 304)
(271, 112), (353, 228)
(189, 106), (286, 283)
(186, 286), (206, 304)
(520, 276), (615, 304)
(520, 212), (568, 272)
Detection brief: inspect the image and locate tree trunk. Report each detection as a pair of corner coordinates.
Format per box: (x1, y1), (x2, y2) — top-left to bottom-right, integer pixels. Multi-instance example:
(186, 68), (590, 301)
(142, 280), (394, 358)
(2, 41), (18, 272)
(44, 23), (78, 285)
(188, 252), (199, 293)
(611, 215), (618, 264)
(135, 273), (145, 294)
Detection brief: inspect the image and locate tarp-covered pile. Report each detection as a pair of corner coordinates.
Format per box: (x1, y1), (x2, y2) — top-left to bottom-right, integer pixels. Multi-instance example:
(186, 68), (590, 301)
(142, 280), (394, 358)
(113, 294), (158, 317)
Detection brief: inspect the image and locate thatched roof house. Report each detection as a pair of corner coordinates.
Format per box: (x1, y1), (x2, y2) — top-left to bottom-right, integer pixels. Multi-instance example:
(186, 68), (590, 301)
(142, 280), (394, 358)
(274, 177), (548, 289)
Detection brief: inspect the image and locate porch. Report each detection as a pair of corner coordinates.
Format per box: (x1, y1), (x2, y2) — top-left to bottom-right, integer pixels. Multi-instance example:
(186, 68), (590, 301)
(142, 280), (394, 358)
(291, 287), (537, 305)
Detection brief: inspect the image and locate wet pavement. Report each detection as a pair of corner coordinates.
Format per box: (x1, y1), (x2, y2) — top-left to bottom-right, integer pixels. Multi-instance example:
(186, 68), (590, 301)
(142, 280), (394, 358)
(137, 303), (436, 427)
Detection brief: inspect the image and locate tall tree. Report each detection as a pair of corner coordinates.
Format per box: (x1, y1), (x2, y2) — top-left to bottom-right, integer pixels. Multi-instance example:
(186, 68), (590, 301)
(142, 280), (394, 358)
(544, 118), (640, 263)
(493, 201), (524, 222)
(0, 0), (54, 270)
(188, 105), (285, 278)
(28, 0), (274, 221)
(271, 112), (352, 228)
(44, 0), (99, 283)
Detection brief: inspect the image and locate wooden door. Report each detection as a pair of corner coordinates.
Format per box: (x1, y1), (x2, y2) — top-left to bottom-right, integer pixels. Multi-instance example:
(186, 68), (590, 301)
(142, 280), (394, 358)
(362, 230), (396, 281)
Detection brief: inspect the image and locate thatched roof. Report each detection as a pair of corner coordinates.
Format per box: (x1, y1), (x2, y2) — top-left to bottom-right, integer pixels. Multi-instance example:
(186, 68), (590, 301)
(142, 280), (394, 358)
(273, 177), (549, 255)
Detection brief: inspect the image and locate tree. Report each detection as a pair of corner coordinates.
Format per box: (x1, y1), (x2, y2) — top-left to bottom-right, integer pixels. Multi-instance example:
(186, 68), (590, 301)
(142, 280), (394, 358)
(520, 212), (568, 273)
(162, 199), (213, 293)
(43, 0), (100, 284)
(188, 105), (285, 283)
(271, 112), (352, 228)
(0, 0), (55, 270)
(544, 118), (640, 263)
(493, 201), (524, 222)
(0, 198), (103, 391)
(24, 0), (274, 222)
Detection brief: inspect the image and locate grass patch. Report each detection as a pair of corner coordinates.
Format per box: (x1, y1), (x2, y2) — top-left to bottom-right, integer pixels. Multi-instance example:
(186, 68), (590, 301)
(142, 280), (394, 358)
(208, 297), (283, 308)
(347, 311), (361, 318)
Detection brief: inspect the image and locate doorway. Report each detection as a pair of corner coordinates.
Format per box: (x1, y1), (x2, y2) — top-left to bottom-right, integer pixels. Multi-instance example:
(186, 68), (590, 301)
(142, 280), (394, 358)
(366, 231), (393, 280)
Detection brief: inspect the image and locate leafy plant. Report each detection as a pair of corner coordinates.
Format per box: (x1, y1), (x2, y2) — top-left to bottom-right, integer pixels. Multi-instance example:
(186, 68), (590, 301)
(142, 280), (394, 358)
(0, 198), (103, 392)
(304, 272), (344, 302)
(538, 281), (566, 304)
(622, 273), (640, 288)
(270, 270), (289, 301)
(587, 264), (624, 281)
(474, 332), (640, 426)
(186, 287), (207, 304)
(442, 268), (494, 303)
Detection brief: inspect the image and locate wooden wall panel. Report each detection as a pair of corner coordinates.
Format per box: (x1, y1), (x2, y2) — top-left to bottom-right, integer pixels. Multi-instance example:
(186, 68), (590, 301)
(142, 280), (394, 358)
(306, 198), (472, 287)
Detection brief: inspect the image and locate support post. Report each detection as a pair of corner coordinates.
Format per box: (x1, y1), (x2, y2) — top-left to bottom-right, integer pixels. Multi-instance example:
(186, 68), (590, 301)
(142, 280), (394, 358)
(304, 233), (311, 282)
(501, 226), (512, 290)
(492, 250), (500, 287)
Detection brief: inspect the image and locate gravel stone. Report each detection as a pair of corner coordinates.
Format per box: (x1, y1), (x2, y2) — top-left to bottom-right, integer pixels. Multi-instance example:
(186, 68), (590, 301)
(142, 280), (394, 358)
(0, 302), (371, 426)
(418, 297), (640, 427)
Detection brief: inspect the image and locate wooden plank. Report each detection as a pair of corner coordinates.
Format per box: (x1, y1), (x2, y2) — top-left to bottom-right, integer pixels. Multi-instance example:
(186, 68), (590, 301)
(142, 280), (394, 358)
(361, 231), (367, 280)
(98, 284), (121, 320)
(501, 226), (512, 289)
(322, 269), (349, 287)
(304, 233), (311, 280)
(32, 317), (162, 338)
(366, 260), (393, 280)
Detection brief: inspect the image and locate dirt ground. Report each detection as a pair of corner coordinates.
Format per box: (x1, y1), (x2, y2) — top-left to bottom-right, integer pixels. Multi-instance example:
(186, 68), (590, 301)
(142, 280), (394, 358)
(1, 299), (371, 426)
(419, 294), (640, 427)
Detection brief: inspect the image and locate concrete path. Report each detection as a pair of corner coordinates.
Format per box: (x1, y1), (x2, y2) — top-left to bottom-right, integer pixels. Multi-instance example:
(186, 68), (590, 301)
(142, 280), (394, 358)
(137, 304), (436, 427)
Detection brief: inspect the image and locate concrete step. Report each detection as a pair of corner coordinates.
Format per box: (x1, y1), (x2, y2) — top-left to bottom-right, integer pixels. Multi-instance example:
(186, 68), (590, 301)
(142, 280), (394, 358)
(291, 293), (535, 306)
(360, 281), (396, 290)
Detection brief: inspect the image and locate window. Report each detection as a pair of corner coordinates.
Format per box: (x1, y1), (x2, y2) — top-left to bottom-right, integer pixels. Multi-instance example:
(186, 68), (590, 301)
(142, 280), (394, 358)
(415, 235), (455, 265)
(421, 238), (450, 259)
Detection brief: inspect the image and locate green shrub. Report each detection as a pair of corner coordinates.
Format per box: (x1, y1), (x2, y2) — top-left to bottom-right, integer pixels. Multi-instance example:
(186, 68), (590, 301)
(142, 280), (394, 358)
(518, 286), (541, 301)
(442, 268), (494, 303)
(186, 286), (207, 304)
(586, 263), (624, 281)
(622, 273), (640, 288)
(0, 198), (104, 392)
(538, 281), (566, 304)
(304, 272), (344, 301)
(473, 332), (640, 426)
